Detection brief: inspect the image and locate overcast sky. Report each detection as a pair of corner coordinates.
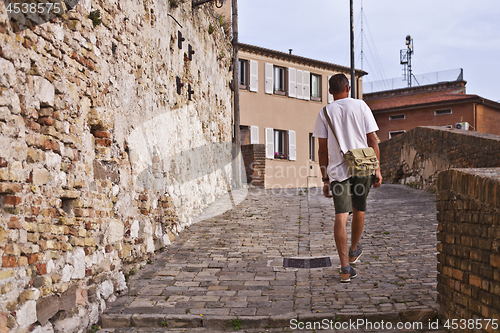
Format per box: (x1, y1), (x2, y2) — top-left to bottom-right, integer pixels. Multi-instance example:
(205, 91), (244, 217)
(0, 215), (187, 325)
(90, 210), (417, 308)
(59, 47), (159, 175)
(238, 0), (500, 102)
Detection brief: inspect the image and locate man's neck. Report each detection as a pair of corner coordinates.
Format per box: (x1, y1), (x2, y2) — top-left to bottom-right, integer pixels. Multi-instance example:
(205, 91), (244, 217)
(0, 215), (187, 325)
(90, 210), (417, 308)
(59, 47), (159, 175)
(333, 94), (349, 101)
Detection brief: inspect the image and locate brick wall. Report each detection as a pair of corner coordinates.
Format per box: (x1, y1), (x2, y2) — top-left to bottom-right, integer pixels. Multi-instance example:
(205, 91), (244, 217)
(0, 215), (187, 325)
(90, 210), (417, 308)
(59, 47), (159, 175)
(0, 0), (233, 331)
(241, 144), (265, 187)
(437, 168), (500, 332)
(380, 126), (500, 191)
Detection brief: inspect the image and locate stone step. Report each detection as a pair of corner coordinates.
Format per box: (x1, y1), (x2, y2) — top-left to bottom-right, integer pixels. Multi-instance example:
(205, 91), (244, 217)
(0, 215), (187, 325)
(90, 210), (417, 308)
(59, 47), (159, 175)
(100, 310), (442, 331)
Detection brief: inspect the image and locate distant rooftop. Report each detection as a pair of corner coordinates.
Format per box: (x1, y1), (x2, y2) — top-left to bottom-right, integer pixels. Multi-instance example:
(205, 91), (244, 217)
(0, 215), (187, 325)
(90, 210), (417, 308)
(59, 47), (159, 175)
(364, 68), (463, 94)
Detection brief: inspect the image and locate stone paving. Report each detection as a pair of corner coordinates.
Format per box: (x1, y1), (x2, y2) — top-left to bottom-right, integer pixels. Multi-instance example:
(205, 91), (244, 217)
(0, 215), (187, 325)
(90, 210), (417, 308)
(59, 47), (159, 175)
(98, 184), (444, 332)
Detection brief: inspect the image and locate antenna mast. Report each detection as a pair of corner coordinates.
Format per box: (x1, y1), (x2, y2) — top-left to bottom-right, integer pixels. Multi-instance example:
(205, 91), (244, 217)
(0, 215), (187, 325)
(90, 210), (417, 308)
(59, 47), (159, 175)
(400, 35), (414, 87)
(360, 0), (363, 70)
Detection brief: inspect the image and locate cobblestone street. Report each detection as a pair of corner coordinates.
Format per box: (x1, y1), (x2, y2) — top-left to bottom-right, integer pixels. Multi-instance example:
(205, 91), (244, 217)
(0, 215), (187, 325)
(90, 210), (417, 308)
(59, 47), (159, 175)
(99, 184), (443, 332)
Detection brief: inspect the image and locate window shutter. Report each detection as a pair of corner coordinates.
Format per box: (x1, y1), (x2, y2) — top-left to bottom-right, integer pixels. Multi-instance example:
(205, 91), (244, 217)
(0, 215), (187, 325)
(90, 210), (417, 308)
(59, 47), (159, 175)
(265, 128), (274, 159)
(303, 71), (310, 101)
(296, 70), (303, 99)
(265, 63), (274, 94)
(249, 60), (258, 92)
(288, 130), (296, 161)
(250, 126), (259, 144)
(288, 67), (296, 98)
(327, 75), (333, 103)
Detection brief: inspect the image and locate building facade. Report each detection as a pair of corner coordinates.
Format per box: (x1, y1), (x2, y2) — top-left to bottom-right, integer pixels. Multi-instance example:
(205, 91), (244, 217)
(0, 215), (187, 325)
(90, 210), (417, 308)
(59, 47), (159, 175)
(364, 81), (500, 141)
(238, 44), (366, 188)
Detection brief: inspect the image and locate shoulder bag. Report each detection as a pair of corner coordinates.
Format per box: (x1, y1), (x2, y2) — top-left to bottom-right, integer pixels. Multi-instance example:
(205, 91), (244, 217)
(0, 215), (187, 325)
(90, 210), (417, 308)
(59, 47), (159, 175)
(323, 107), (379, 177)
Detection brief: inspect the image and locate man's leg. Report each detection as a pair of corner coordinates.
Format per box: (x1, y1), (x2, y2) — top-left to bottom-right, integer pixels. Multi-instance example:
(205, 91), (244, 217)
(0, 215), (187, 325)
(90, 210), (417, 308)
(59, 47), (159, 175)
(349, 176), (373, 262)
(350, 209), (364, 253)
(334, 212), (350, 268)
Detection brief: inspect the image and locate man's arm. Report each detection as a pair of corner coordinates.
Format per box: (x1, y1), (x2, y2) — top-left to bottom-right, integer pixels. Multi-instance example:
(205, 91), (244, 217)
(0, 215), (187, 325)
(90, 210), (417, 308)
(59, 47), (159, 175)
(318, 138), (332, 197)
(367, 132), (382, 188)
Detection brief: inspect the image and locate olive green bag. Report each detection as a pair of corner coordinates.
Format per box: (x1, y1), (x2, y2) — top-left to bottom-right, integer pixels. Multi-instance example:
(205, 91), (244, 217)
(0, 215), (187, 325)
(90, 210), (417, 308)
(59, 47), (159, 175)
(323, 107), (379, 177)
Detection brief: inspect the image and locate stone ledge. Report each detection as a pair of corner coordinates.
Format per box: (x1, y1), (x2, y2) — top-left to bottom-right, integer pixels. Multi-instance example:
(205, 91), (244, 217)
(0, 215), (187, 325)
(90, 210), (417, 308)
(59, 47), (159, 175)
(99, 310), (438, 330)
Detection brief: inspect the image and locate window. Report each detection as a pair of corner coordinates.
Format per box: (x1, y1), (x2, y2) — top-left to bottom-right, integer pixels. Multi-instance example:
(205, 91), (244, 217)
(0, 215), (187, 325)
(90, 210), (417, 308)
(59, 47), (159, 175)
(265, 128), (296, 160)
(434, 108), (452, 116)
(309, 133), (315, 161)
(274, 66), (286, 94)
(389, 114), (405, 121)
(240, 125), (259, 145)
(274, 130), (287, 159)
(389, 130), (405, 139)
(310, 74), (321, 101)
(238, 59), (248, 89)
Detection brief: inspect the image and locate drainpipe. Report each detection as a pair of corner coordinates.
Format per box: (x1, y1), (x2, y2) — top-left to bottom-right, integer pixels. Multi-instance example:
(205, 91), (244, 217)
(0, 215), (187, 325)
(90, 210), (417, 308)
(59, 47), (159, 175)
(474, 99), (484, 132)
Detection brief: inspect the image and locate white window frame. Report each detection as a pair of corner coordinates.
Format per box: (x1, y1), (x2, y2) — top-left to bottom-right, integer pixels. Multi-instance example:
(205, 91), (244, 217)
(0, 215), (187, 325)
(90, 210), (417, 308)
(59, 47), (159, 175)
(434, 108), (452, 116)
(389, 114), (406, 121)
(273, 66), (286, 94)
(310, 73), (321, 101)
(238, 59), (248, 88)
(389, 130), (406, 139)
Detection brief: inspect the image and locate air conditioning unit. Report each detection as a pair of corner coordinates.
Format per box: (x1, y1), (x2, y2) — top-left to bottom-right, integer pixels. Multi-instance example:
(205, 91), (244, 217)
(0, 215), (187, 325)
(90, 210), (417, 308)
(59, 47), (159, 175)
(455, 122), (470, 130)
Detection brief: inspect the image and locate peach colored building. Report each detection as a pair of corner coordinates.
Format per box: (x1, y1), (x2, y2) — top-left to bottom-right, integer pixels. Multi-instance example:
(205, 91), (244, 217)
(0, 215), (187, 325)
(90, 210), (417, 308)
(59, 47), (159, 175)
(238, 43), (366, 188)
(364, 81), (500, 141)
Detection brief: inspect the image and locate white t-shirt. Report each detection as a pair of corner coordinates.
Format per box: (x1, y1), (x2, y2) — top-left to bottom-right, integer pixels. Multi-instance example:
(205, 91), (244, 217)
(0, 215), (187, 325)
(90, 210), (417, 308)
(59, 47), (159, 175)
(313, 97), (379, 182)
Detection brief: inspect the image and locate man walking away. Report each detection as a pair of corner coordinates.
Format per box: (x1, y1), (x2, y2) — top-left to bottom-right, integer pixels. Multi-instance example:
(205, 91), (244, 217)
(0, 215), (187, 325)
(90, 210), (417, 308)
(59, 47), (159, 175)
(313, 74), (382, 283)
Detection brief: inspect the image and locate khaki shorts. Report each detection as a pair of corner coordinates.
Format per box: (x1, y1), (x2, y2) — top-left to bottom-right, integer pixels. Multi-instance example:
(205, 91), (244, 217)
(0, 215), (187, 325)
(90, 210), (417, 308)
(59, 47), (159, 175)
(330, 176), (373, 214)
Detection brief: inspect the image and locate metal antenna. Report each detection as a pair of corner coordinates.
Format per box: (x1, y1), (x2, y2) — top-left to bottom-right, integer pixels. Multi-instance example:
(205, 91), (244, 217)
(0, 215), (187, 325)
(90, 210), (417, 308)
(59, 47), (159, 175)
(360, 0), (363, 71)
(400, 35), (414, 87)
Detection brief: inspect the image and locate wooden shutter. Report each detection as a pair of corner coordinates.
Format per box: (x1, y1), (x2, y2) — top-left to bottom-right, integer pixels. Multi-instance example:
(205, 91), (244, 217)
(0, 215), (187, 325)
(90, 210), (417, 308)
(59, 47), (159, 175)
(288, 67), (296, 98)
(249, 60), (258, 92)
(296, 70), (303, 99)
(265, 128), (274, 159)
(288, 130), (296, 161)
(327, 75), (333, 103)
(265, 63), (274, 94)
(303, 71), (310, 101)
(250, 126), (259, 144)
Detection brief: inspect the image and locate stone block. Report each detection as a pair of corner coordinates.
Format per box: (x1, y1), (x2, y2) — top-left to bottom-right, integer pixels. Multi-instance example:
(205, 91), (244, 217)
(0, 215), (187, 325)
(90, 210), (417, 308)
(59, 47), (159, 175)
(3, 196), (22, 206)
(32, 167), (49, 186)
(0, 182), (21, 193)
(100, 314), (131, 328)
(2, 256), (17, 267)
(16, 300), (37, 328)
(34, 77), (55, 107)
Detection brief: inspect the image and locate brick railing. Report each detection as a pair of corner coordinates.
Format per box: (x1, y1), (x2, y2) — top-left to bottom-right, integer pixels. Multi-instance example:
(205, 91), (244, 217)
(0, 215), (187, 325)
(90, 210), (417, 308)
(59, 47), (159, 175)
(380, 127), (500, 191)
(241, 144), (265, 187)
(437, 168), (500, 331)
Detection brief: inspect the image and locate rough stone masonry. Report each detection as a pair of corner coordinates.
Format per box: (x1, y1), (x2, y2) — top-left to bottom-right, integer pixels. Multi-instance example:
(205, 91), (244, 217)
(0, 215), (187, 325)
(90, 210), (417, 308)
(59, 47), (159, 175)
(0, 0), (233, 331)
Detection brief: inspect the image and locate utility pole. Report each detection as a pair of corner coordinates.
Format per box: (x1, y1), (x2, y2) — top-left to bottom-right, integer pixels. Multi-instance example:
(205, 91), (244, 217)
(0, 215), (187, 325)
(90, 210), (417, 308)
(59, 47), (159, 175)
(350, 0), (356, 98)
(231, 0), (241, 187)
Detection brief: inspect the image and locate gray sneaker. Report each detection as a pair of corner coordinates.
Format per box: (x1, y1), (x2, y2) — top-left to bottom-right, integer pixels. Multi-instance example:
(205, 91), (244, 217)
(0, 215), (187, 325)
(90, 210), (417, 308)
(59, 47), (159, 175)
(349, 245), (363, 264)
(340, 265), (357, 283)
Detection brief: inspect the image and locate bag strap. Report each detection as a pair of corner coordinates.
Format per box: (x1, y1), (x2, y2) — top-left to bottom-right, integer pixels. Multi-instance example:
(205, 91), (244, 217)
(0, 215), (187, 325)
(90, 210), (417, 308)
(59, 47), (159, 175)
(323, 107), (345, 155)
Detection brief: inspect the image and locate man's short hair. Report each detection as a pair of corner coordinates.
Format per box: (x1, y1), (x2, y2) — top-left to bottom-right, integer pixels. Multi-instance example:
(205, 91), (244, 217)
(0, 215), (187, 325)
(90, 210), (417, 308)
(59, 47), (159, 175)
(329, 74), (349, 95)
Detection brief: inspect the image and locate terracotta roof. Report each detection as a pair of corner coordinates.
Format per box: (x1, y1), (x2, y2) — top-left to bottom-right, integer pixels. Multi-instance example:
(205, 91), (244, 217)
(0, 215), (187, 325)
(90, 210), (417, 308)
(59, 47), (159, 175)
(239, 43), (368, 77)
(365, 91), (481, 112)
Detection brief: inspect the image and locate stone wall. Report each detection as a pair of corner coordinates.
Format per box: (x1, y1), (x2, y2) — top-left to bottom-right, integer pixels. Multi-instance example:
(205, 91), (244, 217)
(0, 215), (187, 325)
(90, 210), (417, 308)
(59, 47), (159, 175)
(241, 144), (265, 187)
(436, 168), (500, 331)
(380, 126), (500, 191)
(0, 0), (233, 331)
